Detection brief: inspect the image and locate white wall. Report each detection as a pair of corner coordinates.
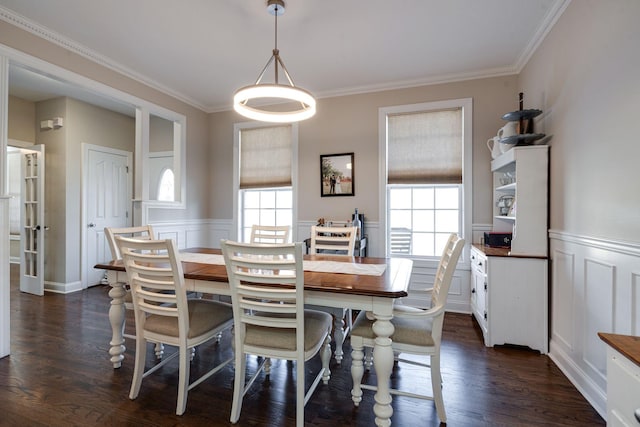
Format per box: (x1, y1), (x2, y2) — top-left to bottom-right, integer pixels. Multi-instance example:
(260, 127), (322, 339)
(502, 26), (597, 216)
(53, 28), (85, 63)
(518, 0), (640, 418)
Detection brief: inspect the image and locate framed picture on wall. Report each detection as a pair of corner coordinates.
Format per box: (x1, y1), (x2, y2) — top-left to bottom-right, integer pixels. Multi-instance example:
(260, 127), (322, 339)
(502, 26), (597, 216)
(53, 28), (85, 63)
(320, 152), (354, 197)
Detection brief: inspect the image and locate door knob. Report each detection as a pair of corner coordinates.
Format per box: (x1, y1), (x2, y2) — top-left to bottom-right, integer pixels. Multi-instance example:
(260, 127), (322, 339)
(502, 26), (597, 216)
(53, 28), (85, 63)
(88, 223), (96, 228)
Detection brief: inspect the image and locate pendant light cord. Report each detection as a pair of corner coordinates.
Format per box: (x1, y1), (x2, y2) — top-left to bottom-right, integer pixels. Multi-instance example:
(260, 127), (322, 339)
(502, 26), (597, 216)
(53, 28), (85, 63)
(274, 4), (278, 51)
(273, 4), (279, 84)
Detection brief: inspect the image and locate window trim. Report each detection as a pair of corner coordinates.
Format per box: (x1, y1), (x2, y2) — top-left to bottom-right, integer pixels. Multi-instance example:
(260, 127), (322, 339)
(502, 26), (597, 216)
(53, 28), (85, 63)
(233, 121), (298, 242)
(378, 98), (472, 258)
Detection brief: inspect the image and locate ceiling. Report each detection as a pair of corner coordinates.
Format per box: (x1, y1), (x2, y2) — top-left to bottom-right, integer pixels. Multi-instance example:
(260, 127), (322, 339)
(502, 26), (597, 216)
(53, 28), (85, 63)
(0, 0), (567, 113)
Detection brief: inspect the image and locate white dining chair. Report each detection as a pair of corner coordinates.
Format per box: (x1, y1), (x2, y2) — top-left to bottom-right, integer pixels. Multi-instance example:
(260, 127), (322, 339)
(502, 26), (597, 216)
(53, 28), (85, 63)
(221, 240), (332, 427)
(116, 236), (234, 416)
(309, 225), (357, 255)
(105, 225), (160, 351)
(249, 224), (290, 244)
(307, 225), (357, 364)
(349, 233), (465, 424)
(389, 227), (413, 254)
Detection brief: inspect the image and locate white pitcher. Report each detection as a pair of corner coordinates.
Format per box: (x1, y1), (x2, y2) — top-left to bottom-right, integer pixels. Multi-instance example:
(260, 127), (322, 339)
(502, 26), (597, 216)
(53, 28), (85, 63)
(497, 121), (518, 140)
(486, 136), (502, 159)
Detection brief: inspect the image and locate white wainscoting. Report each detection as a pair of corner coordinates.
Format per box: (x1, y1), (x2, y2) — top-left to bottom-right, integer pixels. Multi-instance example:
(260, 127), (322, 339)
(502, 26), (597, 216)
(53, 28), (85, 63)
(152, 219), (233, 249)
(548, 230), (640, 419)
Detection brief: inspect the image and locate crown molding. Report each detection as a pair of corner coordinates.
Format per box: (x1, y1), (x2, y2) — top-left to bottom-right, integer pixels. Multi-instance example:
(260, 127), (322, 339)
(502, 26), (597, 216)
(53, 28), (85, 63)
(0, 6), (208, 112)
(514, 0), (572, 72)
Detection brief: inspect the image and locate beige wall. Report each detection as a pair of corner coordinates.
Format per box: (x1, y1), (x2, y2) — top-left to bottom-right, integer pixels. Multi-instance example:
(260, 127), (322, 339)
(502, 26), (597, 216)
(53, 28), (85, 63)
(518, 0), (640, 242)
(35, 97), (67, 283)
(32, 97), (137, 284)
(209, 75), (519, 227)
(8, 95), (35, 142)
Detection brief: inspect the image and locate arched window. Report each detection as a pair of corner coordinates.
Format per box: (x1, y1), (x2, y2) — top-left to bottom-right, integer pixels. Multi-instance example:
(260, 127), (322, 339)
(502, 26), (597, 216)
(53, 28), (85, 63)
(157, 168), (175, 201)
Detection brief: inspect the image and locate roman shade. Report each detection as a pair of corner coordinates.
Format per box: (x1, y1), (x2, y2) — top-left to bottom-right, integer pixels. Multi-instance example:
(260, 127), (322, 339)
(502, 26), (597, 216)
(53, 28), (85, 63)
(387, 108), (462, 184)
(240, 125), (292, 189)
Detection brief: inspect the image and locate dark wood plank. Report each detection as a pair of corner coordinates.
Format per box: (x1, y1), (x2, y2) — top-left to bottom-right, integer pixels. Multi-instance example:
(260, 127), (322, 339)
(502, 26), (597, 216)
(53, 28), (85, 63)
(2, 264), (604, 426)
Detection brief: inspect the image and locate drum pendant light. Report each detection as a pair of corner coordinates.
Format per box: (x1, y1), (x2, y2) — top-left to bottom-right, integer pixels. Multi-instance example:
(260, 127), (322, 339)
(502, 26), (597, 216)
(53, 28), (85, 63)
(233, 0), (316, 123)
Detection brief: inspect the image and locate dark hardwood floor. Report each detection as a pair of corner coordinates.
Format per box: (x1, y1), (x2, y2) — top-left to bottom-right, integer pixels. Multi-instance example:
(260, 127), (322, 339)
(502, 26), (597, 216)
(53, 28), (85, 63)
(1, 264), (604, 426)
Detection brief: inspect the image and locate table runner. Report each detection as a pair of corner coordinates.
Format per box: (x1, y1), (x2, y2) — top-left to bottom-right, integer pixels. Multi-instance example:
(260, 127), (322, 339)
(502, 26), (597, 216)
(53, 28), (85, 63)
(179, 252), (386, 276)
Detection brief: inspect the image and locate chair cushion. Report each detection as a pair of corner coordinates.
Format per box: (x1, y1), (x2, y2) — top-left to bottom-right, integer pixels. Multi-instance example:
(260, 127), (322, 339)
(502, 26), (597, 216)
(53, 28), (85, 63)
(144, 300), (233, 339)
(351, 307), (435, 347)
(244, 309), (332, 354)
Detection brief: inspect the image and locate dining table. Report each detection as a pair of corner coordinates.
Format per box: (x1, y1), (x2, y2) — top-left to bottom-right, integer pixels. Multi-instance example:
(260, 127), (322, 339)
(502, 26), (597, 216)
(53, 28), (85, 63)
(95, 247), (413, 426)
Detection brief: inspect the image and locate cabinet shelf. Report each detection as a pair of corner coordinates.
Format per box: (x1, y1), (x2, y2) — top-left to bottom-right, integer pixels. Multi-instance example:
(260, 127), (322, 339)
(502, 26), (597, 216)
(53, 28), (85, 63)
(491, 148), (516, 172)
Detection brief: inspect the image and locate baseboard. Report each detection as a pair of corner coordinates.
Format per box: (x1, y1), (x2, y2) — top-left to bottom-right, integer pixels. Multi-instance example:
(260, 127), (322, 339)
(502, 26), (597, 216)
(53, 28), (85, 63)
(549, 340), (607, 419)
(45, 280), (82, 294)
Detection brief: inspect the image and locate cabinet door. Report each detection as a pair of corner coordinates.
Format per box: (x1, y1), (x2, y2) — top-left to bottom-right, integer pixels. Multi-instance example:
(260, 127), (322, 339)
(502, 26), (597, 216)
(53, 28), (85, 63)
(473, 269), (487, 328)
(470, 249), (488, 333)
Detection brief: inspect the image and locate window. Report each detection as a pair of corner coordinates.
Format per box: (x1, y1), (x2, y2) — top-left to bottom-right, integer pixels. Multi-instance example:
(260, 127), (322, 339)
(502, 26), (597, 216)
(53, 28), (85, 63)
(380, 99), (472, 257)
(156, 168), (175, 201)
(241, 188), (292, 242)
(234, 123), (298, 242)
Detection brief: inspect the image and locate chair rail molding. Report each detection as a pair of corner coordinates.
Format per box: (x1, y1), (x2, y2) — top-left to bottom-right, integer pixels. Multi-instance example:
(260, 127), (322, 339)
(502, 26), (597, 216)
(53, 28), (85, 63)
(548, 229), (640, 419)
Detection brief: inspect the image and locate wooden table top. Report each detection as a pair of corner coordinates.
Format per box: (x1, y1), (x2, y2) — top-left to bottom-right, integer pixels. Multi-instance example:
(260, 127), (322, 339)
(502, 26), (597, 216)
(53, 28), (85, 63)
(598, 332), (640, 368)
(95, 247), (411, 299)
(472, 243), (548, 259)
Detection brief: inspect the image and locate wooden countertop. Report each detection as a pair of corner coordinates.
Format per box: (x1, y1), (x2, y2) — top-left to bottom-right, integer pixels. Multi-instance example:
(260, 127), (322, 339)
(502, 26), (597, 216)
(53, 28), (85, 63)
(472, 243), (547, 259)
(599, 332), (640, 368)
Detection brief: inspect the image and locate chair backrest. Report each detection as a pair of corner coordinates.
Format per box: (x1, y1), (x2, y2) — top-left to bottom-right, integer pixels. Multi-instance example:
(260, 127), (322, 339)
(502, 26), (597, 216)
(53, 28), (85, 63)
(431, 234), (465, 310)
(116, 236), (188, 336)
(221, 240), (305, 359)
(309, 225), (357, 256)
(390, 227), (412, 254)
(249, 225), (290, 244)
(105, 225), (155, 260)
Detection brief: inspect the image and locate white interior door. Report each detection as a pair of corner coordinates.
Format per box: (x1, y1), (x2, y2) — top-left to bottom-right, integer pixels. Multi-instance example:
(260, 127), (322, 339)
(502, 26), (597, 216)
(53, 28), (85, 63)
(84, 145), (132, 287)
(20, 145), (45, 295)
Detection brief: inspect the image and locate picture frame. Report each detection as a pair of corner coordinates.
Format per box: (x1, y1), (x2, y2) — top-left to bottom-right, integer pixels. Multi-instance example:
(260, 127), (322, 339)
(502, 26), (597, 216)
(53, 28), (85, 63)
(320, 152), (354, 197)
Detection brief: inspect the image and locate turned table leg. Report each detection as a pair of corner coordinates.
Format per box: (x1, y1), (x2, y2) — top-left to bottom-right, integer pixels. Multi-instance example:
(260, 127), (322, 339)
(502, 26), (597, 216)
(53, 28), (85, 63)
(107, 272), (126, 369)
(372, 314), (395, 427)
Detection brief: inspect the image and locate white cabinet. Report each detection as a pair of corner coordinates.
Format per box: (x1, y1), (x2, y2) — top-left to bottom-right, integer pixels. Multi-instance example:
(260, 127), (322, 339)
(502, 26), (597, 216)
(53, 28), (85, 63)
(599, 334), (640, 426)
(491, 145), (549, 257)
(472, 142), (549, 352)
(471, 245), (549, 354)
